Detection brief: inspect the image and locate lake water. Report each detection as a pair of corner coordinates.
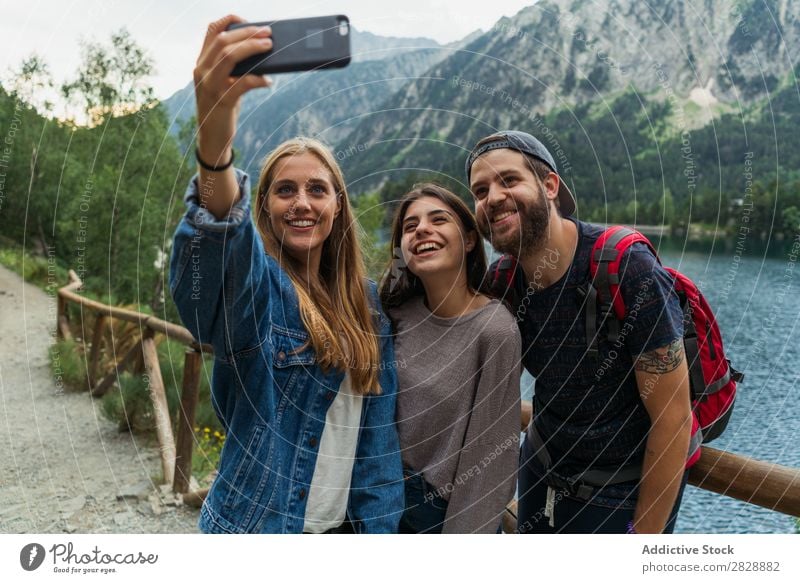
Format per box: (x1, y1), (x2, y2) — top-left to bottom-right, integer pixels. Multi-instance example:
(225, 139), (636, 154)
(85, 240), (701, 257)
(518, 244), (800, 533)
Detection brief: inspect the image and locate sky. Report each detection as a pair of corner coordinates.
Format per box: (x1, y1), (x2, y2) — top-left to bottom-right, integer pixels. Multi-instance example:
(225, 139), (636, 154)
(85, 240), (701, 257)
(0, 0), (536, 104)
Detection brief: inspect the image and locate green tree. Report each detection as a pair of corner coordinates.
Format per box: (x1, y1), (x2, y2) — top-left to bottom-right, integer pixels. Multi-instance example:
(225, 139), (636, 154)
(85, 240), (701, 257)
(0, 31), (189, 308)
(660, 188), (676, 229)
(6, 53), (55, 115)
(62, 28), (155, 125)
(0, 82), (70, 252)
(780, 206), (800, 238)
(352, 191), (389, 279)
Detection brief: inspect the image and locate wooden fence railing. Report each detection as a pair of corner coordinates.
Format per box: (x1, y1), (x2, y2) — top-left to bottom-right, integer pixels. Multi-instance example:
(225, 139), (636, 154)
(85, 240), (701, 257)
(57, 270), (210, 496)
(511, 403), (800, 532)
(58, 270), (800, 529)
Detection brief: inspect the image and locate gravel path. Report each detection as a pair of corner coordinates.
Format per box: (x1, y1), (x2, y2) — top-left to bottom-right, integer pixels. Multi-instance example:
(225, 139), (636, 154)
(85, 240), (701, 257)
(0, 264), (199, 533)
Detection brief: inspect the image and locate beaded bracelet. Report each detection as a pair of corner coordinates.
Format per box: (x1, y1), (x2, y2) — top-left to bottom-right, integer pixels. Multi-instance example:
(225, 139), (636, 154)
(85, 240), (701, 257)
(196, 147), (235, 172)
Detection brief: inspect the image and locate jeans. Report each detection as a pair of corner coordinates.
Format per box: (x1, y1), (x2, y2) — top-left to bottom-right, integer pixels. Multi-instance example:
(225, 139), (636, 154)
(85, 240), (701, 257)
(517, 438), (689, 534)
(399, 469), (448, 534)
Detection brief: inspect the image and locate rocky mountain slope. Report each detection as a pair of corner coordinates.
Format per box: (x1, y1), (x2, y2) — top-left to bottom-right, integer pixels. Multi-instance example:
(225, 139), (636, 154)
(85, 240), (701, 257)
(340, 0), (799, 195)
(164, 28), (462, 177)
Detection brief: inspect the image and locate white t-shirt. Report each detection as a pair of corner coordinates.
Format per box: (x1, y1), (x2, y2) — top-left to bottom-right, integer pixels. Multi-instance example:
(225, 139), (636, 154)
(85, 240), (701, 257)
(303, 372), (363, 533)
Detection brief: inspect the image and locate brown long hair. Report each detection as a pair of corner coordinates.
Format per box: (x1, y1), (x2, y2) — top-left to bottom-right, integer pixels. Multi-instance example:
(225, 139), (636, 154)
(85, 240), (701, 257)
(255, 137), (381, 395)
(379, 183), (489, 310)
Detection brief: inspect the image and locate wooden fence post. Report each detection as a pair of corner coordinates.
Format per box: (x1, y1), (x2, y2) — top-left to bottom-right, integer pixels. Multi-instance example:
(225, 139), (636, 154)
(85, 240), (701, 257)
(56, 296), (72, 340)
(173, 348), (202, 494)
(141, 333), (176, 486)
(87, 315), (106, 388)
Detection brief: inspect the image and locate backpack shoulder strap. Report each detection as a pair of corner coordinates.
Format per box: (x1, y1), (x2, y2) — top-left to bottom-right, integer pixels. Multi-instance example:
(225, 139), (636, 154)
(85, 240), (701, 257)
(589, 225), (659, 321)
(491, 254), (520, 308)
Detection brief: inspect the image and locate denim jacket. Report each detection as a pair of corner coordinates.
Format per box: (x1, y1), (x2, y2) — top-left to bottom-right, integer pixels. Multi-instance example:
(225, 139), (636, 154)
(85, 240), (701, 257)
(169, 170), (404, 533)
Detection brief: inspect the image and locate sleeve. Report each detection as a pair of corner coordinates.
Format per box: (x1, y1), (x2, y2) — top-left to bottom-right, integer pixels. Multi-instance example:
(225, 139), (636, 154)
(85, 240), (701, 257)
(347, 288), (405, 533)
(168, 169), (272, 359)
(618, 243), (684, 358)
(442, 322), (521, 534)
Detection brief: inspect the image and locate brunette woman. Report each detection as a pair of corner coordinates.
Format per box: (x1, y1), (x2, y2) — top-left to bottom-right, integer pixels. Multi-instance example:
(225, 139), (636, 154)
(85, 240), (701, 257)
(380, 184), (521, 533)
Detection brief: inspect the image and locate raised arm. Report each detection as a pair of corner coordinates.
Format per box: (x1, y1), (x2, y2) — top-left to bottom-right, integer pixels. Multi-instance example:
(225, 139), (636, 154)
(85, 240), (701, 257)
(193, 14), (273, 219)
(168, 16), (276, 358)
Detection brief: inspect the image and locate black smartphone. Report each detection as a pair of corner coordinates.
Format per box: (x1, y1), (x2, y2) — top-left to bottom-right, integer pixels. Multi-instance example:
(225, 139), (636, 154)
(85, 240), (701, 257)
(226, 15), (351, 76)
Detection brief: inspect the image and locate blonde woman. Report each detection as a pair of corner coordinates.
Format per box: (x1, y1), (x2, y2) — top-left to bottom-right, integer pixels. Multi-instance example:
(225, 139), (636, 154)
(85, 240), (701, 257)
(169, 15), (403, 533)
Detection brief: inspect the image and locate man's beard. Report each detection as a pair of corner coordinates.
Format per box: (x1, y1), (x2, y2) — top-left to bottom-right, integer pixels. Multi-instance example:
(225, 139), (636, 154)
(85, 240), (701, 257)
(479, 191), (552, 257)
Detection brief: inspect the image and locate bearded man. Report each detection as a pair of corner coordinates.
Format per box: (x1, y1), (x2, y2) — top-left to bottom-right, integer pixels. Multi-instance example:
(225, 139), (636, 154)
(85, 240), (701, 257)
(466, 131), (692, 534)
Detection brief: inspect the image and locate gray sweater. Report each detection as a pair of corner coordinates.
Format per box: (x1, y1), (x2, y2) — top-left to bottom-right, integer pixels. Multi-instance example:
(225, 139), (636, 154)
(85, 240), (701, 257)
(390, 296), (521, 534)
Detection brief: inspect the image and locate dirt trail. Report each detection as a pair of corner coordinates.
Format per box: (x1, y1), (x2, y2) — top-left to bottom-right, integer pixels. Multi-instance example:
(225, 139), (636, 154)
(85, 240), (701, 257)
(0, 264), (199, 533)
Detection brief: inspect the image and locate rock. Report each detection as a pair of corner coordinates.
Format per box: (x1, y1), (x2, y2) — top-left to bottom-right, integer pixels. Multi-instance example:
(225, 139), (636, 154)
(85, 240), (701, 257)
(58, 495), (87, 517)
(116, 481), (153, 502)
(113, 511), (134, 527)
(142, 493), (164, 517)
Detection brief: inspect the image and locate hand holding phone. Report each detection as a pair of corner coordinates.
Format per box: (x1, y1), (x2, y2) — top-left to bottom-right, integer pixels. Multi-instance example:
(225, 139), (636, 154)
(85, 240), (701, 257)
(193, 16), (274, 181)
(192, 15), (275, 217)
(226, 15), (351, 76)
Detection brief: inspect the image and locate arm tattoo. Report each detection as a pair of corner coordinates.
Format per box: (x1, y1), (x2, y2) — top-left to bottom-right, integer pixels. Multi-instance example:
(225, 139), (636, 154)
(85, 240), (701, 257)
(635, 338), (684, 374)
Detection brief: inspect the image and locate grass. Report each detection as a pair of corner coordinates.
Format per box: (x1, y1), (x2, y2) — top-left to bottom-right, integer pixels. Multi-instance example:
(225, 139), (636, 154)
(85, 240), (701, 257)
(0, 240), (69, 293)
(192, 426), (225, 483)
(101, 372), (154, 432)
(6, 242), (226, 484)
(53, 333), (225, 483)
(49, 338), (90, 393)
(46, 310), (224, 484)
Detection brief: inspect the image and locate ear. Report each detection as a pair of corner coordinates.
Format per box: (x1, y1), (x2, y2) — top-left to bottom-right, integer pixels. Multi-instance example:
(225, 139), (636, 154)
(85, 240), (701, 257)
(542, 172), (560, 203)
(334, 193), (343, 218)
(465, 230), (478, 253)
(260, 193), (273, 219)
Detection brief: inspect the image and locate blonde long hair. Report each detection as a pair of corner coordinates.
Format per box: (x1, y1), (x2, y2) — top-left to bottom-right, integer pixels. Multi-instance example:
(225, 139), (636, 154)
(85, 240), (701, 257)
(255, 137), (381, 395)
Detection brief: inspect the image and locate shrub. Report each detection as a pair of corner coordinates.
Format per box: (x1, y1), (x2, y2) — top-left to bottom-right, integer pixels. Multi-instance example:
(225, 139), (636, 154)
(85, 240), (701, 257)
(0, 244), (69, 292)
(48, 299), (225, 483)
(101, 372), (154, 433)
(192, 426), (225, 484)
(49, 339), (89, 392)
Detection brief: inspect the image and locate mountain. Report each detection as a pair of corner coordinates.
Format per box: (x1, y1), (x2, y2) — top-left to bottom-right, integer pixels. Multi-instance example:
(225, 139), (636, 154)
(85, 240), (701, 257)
(346, 30), (441, 62)
(163, 28), (456, 177)
(162, 0), (800, 231)
(336, 0), (800, 210)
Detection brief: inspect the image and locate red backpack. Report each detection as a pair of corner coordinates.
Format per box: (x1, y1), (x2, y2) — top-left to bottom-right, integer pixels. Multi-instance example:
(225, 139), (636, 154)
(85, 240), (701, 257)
(491, 225), (743, 468)
(590, 226), (741, 465)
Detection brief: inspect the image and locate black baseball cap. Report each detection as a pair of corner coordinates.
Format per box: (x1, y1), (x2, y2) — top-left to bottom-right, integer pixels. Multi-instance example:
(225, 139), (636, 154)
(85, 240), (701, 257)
(465, 130), (576, 216)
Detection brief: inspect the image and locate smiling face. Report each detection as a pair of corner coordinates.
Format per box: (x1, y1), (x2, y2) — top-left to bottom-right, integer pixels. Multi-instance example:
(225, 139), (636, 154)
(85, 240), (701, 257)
(266, 152), (342, 269)
(469, 149), (558, 257)
(399, 195), (476, 282)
